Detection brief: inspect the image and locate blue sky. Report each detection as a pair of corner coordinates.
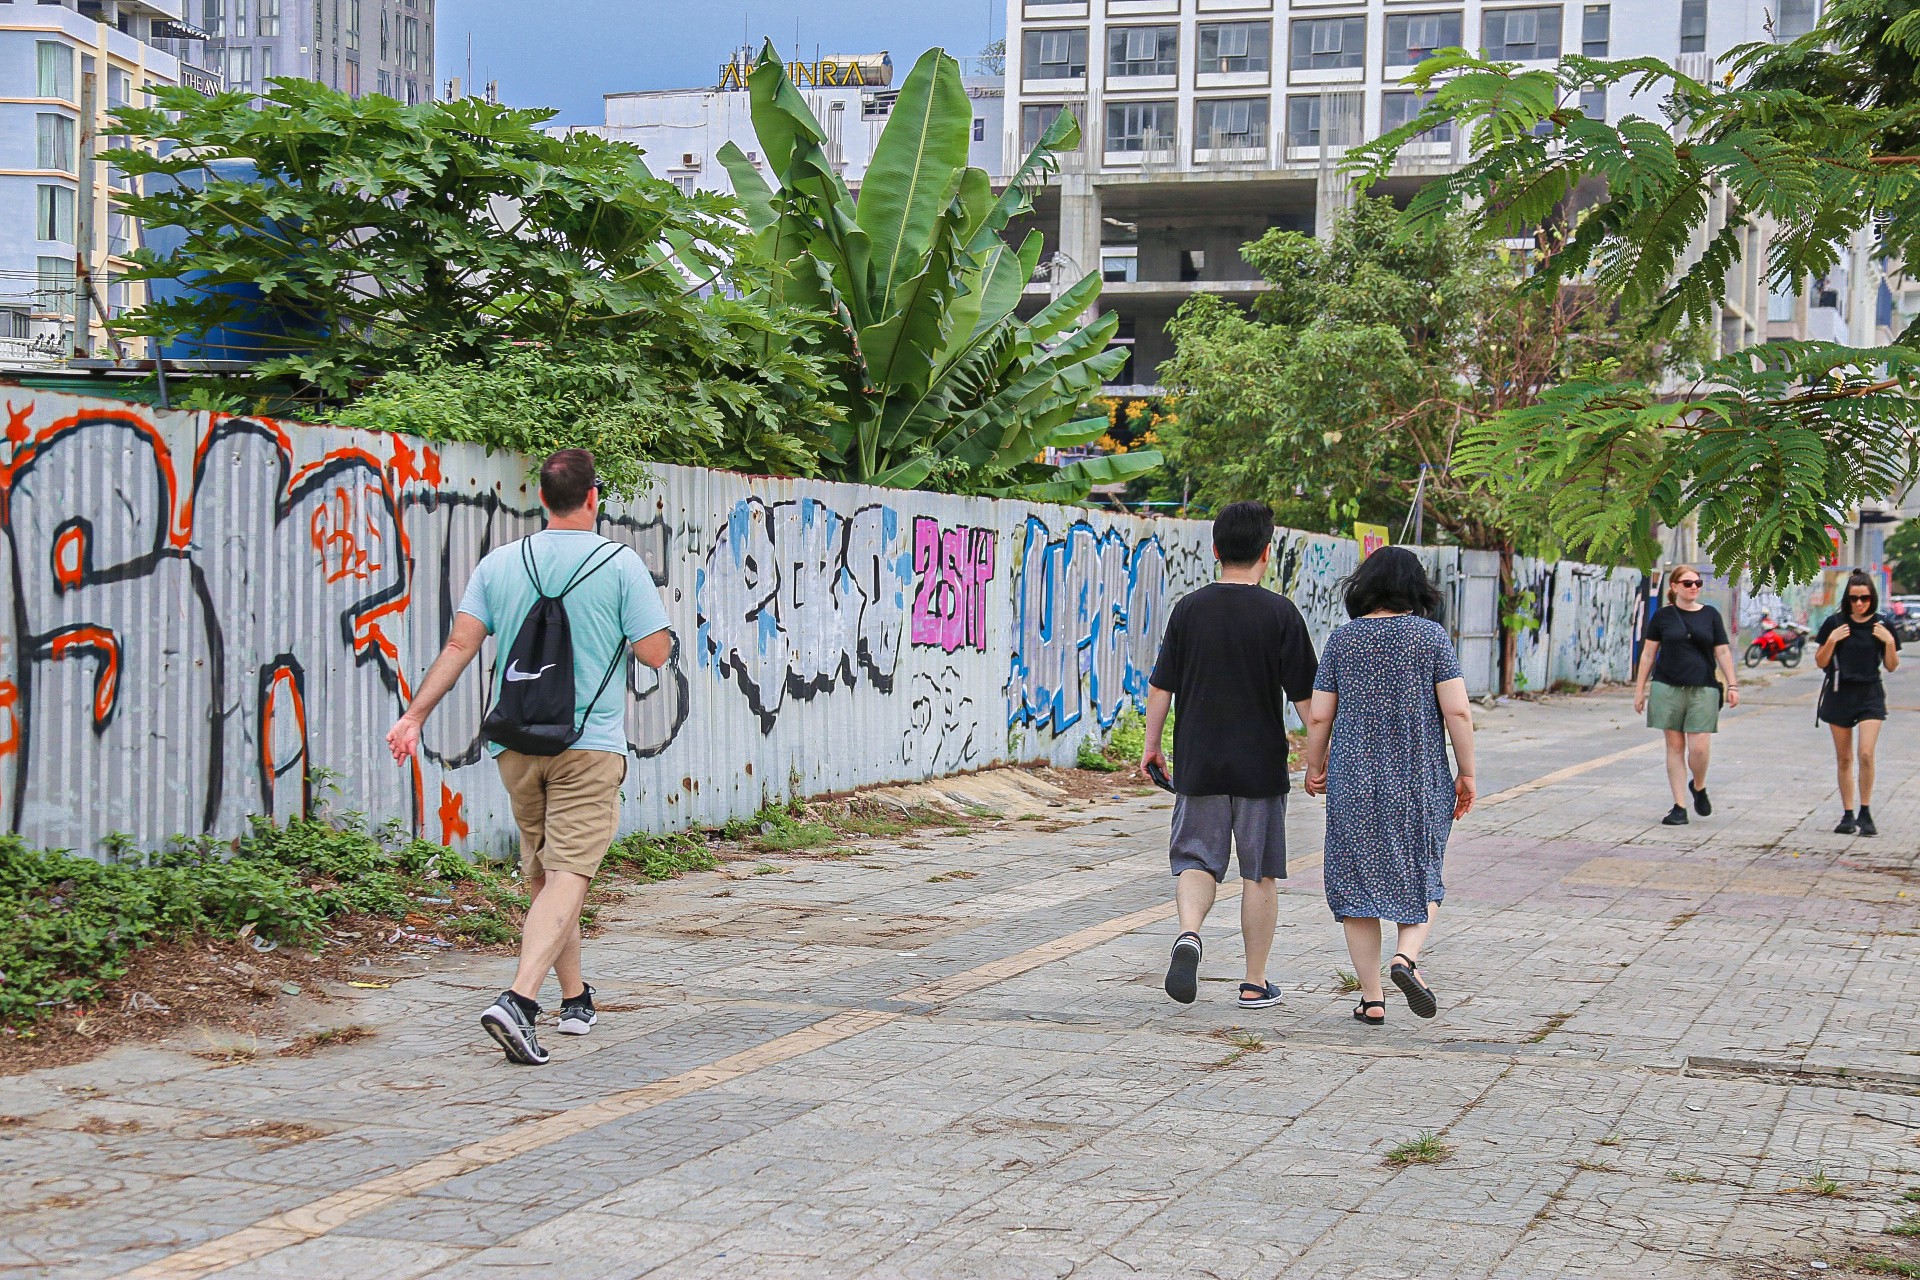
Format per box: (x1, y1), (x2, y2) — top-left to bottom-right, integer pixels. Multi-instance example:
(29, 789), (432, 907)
(436, 1), (1002, 126)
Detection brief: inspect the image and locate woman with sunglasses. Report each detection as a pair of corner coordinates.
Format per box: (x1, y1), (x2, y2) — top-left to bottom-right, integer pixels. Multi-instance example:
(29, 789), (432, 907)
(1634, 566), (1739, 826)
(1815, 570), (1901, 836)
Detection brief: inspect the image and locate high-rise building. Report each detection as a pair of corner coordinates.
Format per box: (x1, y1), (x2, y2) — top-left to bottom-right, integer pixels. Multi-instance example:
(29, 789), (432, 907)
(197, 0), (432, 104)
(1, 0), (211, 361)
(1002, 0), (1849, 390)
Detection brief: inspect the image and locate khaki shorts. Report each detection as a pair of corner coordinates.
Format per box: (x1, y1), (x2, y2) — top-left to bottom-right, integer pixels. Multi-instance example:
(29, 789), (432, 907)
(1647, 680), (1721, 734)
(496, 749), (628, 880)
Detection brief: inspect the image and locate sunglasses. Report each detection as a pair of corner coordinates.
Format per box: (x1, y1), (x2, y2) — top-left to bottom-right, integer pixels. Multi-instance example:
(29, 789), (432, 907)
(1673, 579), (1703, 588)
(1848, 593), (1874, 602)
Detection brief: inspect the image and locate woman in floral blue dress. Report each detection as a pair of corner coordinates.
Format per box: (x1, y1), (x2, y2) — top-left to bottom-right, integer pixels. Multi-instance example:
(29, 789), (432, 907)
(1302, 549), (1477, 1026)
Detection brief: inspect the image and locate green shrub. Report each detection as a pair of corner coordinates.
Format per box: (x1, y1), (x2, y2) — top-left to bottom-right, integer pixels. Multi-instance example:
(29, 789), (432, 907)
(603, 831), (719, 882)
(0, 818), (519, 1030)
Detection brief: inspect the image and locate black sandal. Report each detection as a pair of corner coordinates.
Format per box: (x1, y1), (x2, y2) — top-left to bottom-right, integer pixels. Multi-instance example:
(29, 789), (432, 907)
(1390, 953), (1438, 1019)
(1164, 931), (1202, 1005)
(1352, 998), (1385, 1025)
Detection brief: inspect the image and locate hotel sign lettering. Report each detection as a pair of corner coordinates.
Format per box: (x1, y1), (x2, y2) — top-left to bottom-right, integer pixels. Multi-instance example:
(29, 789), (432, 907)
(717, 59), (881, 90)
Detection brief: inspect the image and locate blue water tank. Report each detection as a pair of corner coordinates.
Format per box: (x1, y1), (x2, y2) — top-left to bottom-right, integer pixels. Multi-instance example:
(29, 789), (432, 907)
(141, 156), (313, 362)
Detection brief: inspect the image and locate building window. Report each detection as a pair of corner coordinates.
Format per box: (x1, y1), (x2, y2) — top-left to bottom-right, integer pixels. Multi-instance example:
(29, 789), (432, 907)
(345, 58), (359, 95)
(1179, 249), (1205, 282)
(1198, 22), (1271, 74)
(1023, 27), (1088, 80)
(259, 0), (280, 36)
(403, 16), (419, 69)
(380, 11), (389, 58)
(377, 69), (390, 96)
(234, 0), (249, 37)
(1108, 26), (1177, 77)
(1286, 95), (1323, 146)
(1679, 0), (1707, 52)
(1384, 12), (1462, 66)
(1775, 0), (1818, 40)
(1483, 7), (1563, 60)
(107, 67), (132, 109)
(1022, 102), (1068, 150)
(37, 42), (76, 100)
(1291, 17), (1366, 71)
(1105, 100), (1176, 153)
(36, 114), (76, 171)
(203, 0), (223, 37)
(1582, 4), (1609, 55)
(1381, 89), (1453, 141)
(346, 0), (360, 50)
(1101, 248), (1137, 283)
(1578, 87), (1606, 118)
(226, 46), (252, 92)
(37, 258), (77, 317)
(108, 211), (132, 257)
(972, 116), (985, 142)
(37, 185), (77, 244)
(261, 44), (274, 84)
(405, 78), (418, 105)
(1195, 97), (1269, 149)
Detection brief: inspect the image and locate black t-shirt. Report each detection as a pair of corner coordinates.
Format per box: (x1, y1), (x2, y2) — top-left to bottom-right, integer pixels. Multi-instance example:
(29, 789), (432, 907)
(1817, 610), (1900, 683)
(1148, 583), (1319, 798)
(1647, 604), (1728, 687)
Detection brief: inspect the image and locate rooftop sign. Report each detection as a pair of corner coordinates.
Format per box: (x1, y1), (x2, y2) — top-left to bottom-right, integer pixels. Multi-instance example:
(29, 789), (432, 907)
(717, 52), (892, 91)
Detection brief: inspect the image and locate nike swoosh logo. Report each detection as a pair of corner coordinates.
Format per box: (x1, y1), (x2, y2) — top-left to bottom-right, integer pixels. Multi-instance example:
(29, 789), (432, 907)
(504, 662), (556, 682)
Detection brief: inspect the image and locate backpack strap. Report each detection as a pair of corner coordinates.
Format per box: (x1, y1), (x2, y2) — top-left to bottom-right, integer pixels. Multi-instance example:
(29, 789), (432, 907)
(553, 542), (624, 599)
(574, 642), (629, 733)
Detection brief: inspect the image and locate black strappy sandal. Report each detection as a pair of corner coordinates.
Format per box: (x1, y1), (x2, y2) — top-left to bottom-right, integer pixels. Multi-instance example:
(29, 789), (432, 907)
(1352, 999), (1385, 1026)
(1390, 953), (1438, 1019)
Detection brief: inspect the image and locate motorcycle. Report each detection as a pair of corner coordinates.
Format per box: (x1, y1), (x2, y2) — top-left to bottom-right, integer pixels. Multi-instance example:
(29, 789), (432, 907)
(1744, 621), (1807, 668)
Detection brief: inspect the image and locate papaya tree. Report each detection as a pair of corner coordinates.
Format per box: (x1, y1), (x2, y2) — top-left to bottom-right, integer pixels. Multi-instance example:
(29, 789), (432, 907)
(719, 43), (1159, 500)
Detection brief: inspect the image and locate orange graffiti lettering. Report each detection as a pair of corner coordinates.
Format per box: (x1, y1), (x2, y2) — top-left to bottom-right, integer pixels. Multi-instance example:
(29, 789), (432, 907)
(52, 524), (87, 589)
(0, 680), (18, 761)
(309, 481), (387, 582)
(438, 783), (470, 845)
(48, 626), (121, 728)
(4, 401), (31, 449)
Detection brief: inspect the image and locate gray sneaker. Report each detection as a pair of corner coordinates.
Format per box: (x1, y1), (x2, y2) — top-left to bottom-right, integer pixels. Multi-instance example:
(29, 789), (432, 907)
(481, 992), (550, 1065)
(557, 984), (597, 1036)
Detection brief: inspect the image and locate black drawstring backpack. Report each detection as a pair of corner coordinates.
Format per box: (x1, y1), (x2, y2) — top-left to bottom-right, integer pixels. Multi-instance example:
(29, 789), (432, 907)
(481, 539), (626, 756)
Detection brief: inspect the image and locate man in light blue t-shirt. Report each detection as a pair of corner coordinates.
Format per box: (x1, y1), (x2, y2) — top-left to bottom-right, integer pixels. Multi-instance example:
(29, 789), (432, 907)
(387, 448), (671, 1066)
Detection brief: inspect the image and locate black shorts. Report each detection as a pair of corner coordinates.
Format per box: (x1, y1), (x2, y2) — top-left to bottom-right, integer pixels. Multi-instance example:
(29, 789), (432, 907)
(1819, 681), (1887, 728)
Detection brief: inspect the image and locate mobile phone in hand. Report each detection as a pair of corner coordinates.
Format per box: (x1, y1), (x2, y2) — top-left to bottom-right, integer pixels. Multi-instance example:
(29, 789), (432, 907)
(1146, 762), (1174, 792)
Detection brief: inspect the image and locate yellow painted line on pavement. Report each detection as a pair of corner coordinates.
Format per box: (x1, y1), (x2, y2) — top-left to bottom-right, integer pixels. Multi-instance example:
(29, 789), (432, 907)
(125, 724), (1670, 1279)
(124, 890), (1219, 1279)
(1476, 739), (1663, 808)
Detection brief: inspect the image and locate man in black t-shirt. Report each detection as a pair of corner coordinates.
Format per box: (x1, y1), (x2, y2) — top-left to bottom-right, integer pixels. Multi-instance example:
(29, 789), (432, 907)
(1141, 501), (1319, 1012)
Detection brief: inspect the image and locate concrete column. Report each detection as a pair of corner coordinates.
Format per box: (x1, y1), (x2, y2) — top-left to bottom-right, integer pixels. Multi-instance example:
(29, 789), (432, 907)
(1055, 173), (1101, 299)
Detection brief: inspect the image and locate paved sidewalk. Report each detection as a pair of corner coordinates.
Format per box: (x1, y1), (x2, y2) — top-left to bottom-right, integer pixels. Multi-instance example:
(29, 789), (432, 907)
(5, 666), (1918, 1279)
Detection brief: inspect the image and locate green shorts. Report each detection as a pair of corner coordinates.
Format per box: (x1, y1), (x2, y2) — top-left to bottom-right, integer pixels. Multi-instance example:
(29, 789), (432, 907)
(1647, 680), (1721, 733)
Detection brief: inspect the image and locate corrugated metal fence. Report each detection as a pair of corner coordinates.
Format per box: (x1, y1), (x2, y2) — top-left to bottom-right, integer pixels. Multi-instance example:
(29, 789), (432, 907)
(0, 390), (1641, 859)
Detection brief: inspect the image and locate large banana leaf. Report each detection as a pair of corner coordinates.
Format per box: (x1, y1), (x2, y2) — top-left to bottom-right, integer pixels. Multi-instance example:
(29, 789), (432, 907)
(996, 450), (1165, 502)
(725, 47), (1154, 501)
(857, 48), (975, 323)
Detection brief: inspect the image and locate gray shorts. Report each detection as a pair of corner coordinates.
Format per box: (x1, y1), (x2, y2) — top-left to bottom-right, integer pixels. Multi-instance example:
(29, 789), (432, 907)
(1170, 793), (1288, 883)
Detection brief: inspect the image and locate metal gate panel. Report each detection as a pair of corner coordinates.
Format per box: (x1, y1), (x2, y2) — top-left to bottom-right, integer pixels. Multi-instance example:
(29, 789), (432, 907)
(1455, 550), (1501, 697)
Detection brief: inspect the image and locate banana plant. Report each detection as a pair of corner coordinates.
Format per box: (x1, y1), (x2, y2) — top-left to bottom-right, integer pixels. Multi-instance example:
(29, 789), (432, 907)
(718, 42), (1159, 498)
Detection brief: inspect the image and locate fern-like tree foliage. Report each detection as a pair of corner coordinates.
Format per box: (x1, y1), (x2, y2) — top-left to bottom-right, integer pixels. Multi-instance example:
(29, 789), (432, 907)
(1344, 0), (1920, 585)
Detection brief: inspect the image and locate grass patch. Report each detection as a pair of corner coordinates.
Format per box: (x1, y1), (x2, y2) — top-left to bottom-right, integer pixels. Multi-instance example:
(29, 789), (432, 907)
(1334, 969), (1362, 994)
(749, 863), (783, 877)
(1887, 1217), (1920, 1238)
(1574, 1159), (1617, 1173)
(928, 870), (980, 883)
(1597, 1131), (1623, 1147)
(1860, 1257), (1920, 1278)
(75, 1116), (143, 1135)
(1665, 1169), (1705, 1183)
(603, 831), (718, 882)
(1786, 1168), (1851, 1198)
(1207, 1029), (1269, 1070)
(1075, 708), (1170, 774)
(1383, 1132), (1454, 1167)
(0, 819), (522, 1030)
(278, 1024), (375, 1058)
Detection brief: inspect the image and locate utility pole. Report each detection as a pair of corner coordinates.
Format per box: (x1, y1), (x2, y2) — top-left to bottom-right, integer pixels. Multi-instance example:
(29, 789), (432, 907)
(71, 64), (126, 362)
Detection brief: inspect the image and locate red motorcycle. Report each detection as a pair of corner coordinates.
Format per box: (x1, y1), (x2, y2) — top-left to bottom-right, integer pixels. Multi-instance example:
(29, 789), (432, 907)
(1744, 620), (1806, 668)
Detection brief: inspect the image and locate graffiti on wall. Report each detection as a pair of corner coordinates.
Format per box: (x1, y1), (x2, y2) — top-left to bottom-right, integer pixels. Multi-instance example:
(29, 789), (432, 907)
(910, 516), (996, 654)
(0, 403), (686, 854)
(694, 497), (912, 732)
(1006, 517), (1172, 733)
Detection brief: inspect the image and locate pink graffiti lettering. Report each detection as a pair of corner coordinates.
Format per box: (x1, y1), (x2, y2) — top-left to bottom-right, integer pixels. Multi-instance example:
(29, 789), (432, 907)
(910, 517), (996, 653)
